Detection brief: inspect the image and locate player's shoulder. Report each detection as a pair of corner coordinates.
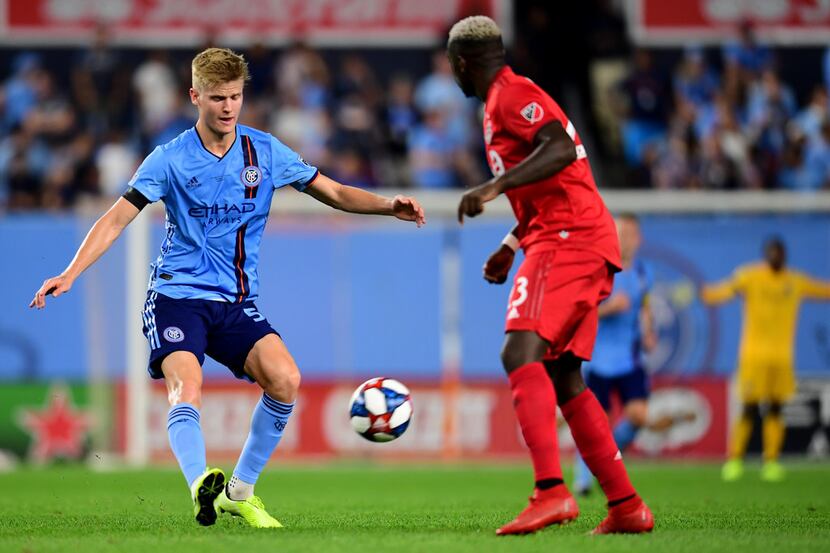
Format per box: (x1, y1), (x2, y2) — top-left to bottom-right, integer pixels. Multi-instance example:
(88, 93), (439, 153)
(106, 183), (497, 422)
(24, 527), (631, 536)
(736, 262), (765, 278)
(500, 70), (550, 99)
(493, 68), (559, 117)
(237, 124), (275, 146)
(156, 127), (195, 155)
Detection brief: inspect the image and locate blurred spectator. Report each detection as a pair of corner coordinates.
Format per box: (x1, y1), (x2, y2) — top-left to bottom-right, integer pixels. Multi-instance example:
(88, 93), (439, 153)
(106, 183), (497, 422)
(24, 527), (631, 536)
(24, 71), (76, 143)
(652, 135), (696, 189)
(617, 48), (670, 166)
(383, 74), (418, 157)
(747, 69), (797, 185)
(674, 46), (719, 110)
(96, 129), (139, 198)
(780, 121), (830, 191)
(0, 124), (51, 208)
(71, 25), (129, 138)
(2, 53), (41, 133)
(414, 50), (475, 147)
(274, 41), (330, 110)
(723, 21), (773, 77)
(327, 146), (376, 189)
(244, 41), (273, 98)
(794, 85), (829, 143)
(133, 50), (179, 141)
(408, 108), (478, 189)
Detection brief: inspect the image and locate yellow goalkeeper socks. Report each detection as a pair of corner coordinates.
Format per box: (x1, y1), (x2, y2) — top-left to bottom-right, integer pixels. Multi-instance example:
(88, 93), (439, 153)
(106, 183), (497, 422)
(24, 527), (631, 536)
(729, 415), (753, 460)
(762, 414), (785, 462)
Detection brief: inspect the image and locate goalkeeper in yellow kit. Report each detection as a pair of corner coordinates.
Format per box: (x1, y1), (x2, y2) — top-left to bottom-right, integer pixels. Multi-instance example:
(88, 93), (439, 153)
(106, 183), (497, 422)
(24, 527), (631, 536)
(702, 238), (830, 482)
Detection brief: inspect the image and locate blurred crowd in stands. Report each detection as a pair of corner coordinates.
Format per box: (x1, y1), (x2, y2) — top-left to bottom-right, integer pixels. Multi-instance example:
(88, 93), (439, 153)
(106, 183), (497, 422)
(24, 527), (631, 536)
(1, 6), (829, 210)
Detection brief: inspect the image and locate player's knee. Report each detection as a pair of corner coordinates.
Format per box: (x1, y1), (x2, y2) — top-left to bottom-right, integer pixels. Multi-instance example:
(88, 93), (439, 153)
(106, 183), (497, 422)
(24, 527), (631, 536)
(551, 354), (585, 404)
(500, 346), (530, 374)
(626, 401), (648, 427)
(500, 332), (548, 373)
(167, 380), (202, 408)
(257, 361), (301, 403)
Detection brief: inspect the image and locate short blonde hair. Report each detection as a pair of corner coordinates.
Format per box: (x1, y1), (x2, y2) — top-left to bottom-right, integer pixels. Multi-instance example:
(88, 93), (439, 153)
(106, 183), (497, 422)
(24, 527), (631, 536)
(191, 47), (249, 91)
(448, 15), (501, 43)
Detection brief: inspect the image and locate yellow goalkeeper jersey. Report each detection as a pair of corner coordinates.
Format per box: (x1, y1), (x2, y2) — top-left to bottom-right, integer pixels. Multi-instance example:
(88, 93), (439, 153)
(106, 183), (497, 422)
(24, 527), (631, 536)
(702, 263), (830, 365)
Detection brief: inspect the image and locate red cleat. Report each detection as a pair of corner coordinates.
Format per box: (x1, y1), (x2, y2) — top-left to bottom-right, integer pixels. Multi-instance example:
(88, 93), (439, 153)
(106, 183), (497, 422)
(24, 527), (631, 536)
(592, 497), (654, 535)
(496, 486), (579, 536)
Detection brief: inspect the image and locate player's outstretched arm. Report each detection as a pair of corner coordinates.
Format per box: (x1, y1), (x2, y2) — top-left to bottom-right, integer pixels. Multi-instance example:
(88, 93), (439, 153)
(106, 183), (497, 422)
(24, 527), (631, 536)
(458, 121), (575, 223)
(700, 280), (737, 305)
(29, 198), (140, 309)
(798, 273), (830, 300)
(304, 174), (425, 227)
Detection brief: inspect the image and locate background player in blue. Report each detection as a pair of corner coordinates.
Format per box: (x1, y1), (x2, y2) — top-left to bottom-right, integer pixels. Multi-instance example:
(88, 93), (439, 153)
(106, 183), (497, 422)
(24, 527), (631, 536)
(572, 213), (657, 496)
(29, 48), (425, 528)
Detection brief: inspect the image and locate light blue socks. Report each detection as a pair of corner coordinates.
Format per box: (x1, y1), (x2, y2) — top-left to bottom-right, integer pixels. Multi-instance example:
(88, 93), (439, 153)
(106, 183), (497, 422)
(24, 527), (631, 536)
(613, 418), (639, 451)
(233, 394), (294, 485)
(167, 403), (207, 487)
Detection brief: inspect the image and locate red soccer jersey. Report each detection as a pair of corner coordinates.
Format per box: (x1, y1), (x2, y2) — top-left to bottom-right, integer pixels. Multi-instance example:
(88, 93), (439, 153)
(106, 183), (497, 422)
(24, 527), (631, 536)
(484, 66), (621, 269)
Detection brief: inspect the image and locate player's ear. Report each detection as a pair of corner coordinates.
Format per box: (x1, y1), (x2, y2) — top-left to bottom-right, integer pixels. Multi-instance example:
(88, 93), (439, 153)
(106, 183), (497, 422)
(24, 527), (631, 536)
(189, 87), (199, 107)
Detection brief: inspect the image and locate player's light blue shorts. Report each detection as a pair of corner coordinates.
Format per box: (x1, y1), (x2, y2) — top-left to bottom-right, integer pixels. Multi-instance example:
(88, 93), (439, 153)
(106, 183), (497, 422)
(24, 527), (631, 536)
(585, 367), (649, 411)
(141, 291), (278, 382)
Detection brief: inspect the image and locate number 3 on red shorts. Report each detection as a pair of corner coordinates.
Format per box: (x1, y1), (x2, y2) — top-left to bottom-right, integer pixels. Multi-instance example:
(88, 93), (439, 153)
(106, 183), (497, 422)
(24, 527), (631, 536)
(507, 276), (529, 319)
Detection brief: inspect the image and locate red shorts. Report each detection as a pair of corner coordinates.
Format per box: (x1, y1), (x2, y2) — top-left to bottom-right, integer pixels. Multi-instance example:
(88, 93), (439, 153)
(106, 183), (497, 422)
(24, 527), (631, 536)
(504, 249), (614, 361)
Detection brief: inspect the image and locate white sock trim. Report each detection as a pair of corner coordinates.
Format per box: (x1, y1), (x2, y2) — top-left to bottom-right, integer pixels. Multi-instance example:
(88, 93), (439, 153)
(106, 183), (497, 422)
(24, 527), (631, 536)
(227, 473), (255, 500)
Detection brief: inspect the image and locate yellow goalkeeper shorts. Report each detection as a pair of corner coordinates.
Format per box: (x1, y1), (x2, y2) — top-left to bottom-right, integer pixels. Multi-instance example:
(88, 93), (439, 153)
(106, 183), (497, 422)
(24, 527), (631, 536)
(737, 360), (796, 404)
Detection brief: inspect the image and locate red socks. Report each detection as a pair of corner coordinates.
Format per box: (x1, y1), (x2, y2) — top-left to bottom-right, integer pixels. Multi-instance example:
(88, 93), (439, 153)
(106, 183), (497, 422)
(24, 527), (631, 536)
(508, 362), (562, 482)
(561, 389), (637, 504)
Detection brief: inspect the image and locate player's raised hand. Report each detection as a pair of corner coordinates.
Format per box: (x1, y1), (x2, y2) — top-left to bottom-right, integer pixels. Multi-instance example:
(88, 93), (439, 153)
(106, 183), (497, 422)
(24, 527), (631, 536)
(392, 195), (426, 227)
(30, 274), (73, 309)
(457, 181), (501, 224)
(483, 245), (515, 284)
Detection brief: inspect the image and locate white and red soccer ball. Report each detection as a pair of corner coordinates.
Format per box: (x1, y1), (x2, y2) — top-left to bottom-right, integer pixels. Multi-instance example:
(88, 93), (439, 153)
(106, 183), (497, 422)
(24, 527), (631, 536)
(349, 377), (413, 442)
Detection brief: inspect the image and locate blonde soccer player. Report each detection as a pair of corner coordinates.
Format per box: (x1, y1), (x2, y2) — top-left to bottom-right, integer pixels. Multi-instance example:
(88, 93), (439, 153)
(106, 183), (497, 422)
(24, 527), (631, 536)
(31, 48), (425, 528)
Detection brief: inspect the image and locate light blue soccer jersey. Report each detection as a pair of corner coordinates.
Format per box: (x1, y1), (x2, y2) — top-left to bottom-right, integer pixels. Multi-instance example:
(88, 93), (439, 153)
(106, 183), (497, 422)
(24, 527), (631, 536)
(129, 125), (318, 302)
(588, 259), (653, 377)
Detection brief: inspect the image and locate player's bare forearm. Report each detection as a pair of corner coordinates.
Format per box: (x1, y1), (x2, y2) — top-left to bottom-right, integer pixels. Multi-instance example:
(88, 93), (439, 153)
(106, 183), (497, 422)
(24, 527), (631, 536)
(640, 304), (658, 352)
(30, 198), (139, 308)
(493, 121), (577, 194)
(306, 174), (425, 226)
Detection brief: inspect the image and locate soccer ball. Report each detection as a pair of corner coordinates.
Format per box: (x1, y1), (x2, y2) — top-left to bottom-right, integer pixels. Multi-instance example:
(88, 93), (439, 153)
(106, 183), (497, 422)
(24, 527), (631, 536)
(349, 377), (413, 442)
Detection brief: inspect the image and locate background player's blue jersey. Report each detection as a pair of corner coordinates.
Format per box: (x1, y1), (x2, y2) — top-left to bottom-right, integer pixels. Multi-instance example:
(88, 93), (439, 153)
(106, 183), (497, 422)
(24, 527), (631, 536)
(588, 258), (653, 377)
(129, 124), (318, 302)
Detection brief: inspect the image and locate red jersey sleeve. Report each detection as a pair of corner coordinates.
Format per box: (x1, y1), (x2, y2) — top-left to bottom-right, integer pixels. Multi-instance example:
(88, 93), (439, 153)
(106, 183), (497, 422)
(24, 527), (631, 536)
(495, 80), (565, 145)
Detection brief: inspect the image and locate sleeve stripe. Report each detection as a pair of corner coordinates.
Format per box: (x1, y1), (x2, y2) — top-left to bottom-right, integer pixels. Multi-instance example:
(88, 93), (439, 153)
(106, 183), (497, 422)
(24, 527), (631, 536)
(303, 169), (321, 189)
(122, 187), (151, 210)
(565, 120), (576, 140)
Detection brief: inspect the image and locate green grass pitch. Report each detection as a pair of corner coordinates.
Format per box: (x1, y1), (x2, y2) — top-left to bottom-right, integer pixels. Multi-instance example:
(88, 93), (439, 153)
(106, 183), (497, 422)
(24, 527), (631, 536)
(1, 462), (828, 552)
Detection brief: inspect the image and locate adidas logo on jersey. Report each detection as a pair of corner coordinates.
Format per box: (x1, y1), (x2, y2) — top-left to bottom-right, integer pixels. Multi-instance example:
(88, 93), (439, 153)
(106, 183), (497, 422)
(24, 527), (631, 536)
(186, 176), (201, 190)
